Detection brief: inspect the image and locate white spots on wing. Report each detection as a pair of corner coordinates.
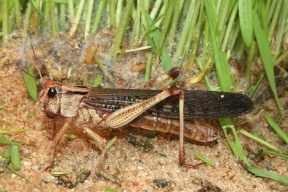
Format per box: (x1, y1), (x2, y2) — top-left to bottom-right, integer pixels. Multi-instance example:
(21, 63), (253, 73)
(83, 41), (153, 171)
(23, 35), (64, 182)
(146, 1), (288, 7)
(153, 117), (157, 127)
(167, 119), (172, 131)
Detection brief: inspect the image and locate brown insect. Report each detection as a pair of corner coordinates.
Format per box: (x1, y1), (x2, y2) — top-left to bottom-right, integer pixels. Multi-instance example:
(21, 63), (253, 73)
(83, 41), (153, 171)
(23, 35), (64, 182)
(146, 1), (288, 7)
(38, 67), (253, 169)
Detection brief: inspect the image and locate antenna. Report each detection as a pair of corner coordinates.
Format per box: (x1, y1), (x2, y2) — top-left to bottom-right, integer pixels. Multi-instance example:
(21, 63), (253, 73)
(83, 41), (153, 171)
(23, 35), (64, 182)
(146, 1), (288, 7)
(19, 67), (35, 78)
(29, 37), (43, 82)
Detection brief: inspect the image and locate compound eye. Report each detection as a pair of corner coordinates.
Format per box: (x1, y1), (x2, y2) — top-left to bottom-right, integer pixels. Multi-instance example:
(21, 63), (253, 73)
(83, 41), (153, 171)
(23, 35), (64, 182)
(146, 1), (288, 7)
(47, 87), (57, 98)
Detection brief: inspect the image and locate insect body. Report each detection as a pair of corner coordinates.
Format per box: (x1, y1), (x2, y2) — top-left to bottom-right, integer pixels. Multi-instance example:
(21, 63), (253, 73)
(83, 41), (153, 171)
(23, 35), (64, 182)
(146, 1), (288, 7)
(39, 67), (253, 169)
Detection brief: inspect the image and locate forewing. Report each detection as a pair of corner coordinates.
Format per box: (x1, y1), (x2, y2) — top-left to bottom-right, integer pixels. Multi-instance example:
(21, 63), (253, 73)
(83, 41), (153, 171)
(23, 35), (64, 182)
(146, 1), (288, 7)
(149, 90), (253, 119)
(84, 88), (253, 119)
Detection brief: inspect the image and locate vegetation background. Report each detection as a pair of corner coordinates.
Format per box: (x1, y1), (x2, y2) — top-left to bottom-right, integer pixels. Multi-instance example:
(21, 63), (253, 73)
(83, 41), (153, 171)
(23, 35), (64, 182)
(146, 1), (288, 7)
(0, 0), (287, 191)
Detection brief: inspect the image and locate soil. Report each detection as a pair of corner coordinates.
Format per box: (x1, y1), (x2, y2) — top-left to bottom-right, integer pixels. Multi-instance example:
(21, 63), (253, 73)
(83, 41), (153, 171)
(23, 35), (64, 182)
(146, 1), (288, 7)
(0, 32), (287, 191)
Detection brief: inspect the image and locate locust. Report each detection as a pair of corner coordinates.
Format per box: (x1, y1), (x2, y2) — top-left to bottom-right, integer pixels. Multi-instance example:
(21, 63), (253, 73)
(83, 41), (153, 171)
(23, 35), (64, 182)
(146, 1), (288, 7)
(38, 67), (253, 170)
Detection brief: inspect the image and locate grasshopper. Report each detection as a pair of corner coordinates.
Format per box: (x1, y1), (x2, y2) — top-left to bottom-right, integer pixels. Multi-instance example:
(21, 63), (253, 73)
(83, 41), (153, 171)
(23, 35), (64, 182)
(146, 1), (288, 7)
(38, 67), (253, 169)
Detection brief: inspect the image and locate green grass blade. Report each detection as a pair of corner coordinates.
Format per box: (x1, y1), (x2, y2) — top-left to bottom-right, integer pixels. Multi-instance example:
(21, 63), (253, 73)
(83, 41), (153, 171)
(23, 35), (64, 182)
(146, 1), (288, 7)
(265, 113), (288, 144)
(2, 0), (9, 46)
(221, 119), (250, 166)
(239, 0), (253, 46)
(0, 136), (14, 145)
(167, 0), (184, 45)
(67, 0), (86, 40)
(106, 136), (118, 150)
(130, 0), (141, 42)
(221, 0), (238, 52)
(262, 148), (288, 159)
(174, 0), (197, 58)
(247, 167), (288, 184)
(274, 50), (288, 66)
(217, 0), (230, 44)
(239, 129), (281, 152)
(92, 74), (103, 88)
(0, 151), (7, 158)
(109, 0), (116, 28)
(205, 0), (232, 91)
(54, 0), (68, 3)
(23, 65), (38, 102)
(195, 154), (215, 166)
(0, 128), (29, 134)
(145, 53), (153, 81)
(144, 12), (172, 72)
(155, 0), (175, 56)
(11, 144), (21, 171)
(14, 0), (22, 29)
(248, 73), (265, 98)
(94, 55), (115, 83)
(64, 134), (78, 140)
(104, 189), (119, 192)
(245, 40), (256, 81)
(49, 1), (57, 36)
(29, 0), (43, 16)
(28, 111), (35, 117)
(92, 0), (108, 33)
(84, 0), (95, 38)
(0, 104), (5, 110)
(109, 0), (133, 56)
(253, 9), (283, 116)
(204, 0), (217, 33)
(6, 144), (12, 164)
(273, 1), (287, 54)
(268, 0), (282, 42)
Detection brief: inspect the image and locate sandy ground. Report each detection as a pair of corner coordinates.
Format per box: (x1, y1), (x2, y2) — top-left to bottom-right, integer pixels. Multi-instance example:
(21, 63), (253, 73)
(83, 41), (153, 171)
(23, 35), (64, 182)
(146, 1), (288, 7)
(0, 35), (287, 191)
